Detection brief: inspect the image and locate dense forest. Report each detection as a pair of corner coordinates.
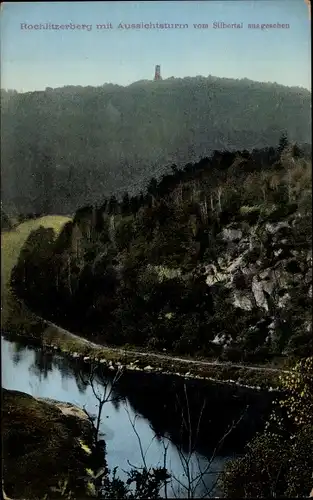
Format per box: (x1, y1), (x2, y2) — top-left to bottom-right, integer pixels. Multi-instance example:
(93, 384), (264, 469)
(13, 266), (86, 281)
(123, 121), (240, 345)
(11, 135), (312, 363)
(1, 76), (311, 216)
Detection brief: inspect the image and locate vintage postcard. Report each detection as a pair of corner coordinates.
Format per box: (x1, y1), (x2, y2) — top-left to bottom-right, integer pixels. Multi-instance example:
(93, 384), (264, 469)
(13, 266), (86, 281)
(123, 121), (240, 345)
(1, 1), (312, 499)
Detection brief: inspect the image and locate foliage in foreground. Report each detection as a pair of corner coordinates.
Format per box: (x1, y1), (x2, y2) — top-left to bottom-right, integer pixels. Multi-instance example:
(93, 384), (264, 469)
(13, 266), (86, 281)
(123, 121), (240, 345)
(45, 466), (170, 499)
(220, 356), (313, 498)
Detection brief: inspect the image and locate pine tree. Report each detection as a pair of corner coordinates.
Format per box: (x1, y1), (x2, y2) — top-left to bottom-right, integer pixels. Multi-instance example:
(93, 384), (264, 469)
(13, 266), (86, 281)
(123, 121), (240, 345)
(121, 192), (130, 215)
(278, 132), (289, 155)
(108, 195), (118, 215)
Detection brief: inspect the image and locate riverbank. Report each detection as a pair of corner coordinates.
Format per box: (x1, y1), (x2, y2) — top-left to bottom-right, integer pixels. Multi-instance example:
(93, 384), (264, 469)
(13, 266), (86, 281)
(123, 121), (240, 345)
(1, 269), (287, 391)
(3, 305), (286, 390)
(1, 218), (288, 392)
(4, 333), (270, 500)
(2, 388), (95, 499)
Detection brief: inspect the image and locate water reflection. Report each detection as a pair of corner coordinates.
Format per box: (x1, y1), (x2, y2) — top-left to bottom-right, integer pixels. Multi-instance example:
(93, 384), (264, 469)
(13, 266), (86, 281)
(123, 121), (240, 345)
(73, 370), (89, 395)
(29, 349), (53, 380)
(1, 335), (274, 497)
(12, 342), (24, 366)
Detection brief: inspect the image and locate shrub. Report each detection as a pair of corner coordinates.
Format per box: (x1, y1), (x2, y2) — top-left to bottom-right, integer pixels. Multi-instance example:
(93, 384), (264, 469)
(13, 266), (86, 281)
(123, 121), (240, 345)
(220, 357), (313, 498)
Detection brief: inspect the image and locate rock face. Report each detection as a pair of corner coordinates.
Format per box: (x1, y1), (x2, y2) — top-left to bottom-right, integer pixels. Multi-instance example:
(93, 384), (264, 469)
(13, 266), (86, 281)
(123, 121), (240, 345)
(221, 228), (243, 242)
(202, 209), (312, 354)
(2, 388), (95, 500)
(37, 397), (91, 422)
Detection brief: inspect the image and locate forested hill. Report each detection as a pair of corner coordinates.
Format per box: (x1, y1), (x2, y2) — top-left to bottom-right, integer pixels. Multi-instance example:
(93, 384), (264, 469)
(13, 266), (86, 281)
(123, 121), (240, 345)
(1, 76), (311, 216)
(11, 140), (312, 363)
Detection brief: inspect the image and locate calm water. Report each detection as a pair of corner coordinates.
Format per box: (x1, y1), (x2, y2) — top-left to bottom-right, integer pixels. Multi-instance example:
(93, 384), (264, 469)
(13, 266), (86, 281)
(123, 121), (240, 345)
(1, 335), (274, 497)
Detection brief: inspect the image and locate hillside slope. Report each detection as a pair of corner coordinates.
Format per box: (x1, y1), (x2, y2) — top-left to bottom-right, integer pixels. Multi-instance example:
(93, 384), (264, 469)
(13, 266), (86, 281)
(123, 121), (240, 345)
(1, 216), (70, 333)
(10, 145), (312, 363)
(1, 216), (70, 292)
(1, 76), (311, 215)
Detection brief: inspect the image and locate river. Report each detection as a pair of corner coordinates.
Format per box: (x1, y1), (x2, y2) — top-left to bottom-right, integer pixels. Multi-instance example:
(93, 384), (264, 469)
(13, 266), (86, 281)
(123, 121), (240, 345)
(1, 334), (274, 498)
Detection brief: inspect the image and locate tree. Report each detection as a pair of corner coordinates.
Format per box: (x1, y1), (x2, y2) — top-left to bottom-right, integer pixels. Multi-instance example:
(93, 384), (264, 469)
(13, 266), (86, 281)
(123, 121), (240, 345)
(77, 362), (170, 499)
(121, 192), (131, 215)
(274, 356), (313, 428)
(108, 196), (118, 215)
(291, 142), (303, 158)
(278, 132), (289, 156)
(221, 356), (313, 498)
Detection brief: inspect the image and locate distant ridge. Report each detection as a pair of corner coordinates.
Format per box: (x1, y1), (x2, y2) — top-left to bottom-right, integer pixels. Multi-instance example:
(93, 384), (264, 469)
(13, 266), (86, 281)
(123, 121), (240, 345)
(1, 74), (311, 215)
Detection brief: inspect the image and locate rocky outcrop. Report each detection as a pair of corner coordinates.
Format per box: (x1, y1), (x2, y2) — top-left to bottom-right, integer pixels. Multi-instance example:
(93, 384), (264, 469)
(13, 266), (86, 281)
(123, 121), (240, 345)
(2, 388), (95, 500)
(37, 397), (91, 422)
(201, 209), (312, 353)
(204, 216), (310, 304)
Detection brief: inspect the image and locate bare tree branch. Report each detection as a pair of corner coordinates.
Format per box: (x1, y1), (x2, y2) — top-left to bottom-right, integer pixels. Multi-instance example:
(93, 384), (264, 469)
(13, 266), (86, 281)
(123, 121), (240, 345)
(125, 405), (148, 470)
(78, 362), (124, 444)
(165, 388), (250, 499)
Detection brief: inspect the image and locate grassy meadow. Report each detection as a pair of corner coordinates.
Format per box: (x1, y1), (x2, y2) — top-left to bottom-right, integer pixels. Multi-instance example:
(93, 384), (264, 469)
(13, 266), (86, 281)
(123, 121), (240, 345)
(1, 216), (70, 333)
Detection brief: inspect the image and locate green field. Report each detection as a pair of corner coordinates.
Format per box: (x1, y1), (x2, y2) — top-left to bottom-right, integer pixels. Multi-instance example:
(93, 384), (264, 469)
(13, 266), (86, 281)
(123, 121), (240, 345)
(1, 216), (70, 332)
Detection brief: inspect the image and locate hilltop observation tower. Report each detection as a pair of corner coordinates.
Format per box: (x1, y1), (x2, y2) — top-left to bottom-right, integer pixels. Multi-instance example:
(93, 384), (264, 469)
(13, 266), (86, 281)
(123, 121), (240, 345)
(154, 65), (162, 81)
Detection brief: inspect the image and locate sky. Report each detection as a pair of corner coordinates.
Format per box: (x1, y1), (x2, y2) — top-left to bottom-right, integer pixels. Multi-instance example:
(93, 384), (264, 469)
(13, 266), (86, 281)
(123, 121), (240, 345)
(0, 0), (311, 92)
